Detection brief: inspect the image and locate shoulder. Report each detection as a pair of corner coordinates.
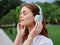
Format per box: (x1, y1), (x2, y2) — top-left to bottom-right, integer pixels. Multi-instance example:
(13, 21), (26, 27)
(33, 35), (53, 45)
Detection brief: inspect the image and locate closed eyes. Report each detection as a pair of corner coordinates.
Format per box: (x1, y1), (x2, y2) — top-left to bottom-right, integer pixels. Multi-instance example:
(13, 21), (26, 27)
(20, 11), (28, 15)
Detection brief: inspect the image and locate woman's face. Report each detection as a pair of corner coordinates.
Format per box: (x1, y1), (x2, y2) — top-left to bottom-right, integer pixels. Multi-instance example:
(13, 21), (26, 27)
(19, 6), (34, 26)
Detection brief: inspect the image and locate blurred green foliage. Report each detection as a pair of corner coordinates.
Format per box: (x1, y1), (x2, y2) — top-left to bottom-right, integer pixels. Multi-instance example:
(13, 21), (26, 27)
(3, 25), (60, 45)
(0, 0), (23, 18)
(36, 1), (60, 24)
(0, 0), (60, 45)
(47, 25), (60, 45)
(0, 1), (60, 27)
(0, 6), (21, 27)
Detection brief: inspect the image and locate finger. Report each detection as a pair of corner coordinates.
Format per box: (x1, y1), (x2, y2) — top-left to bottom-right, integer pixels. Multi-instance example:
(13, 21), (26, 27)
(17, 23), (20, 30)
(34, 21), (41, 35)
(39, 22), (43, 30)
(33, 21), (38, 30)
(18, 22), (24, 29)
(37, 21), (43, 32)
(32, 21), (40, 35)
(35, 21), (40, 31)
(30, 21), (38, 34)
(17, 23), (19, 27)
(17, 23), (22, 30)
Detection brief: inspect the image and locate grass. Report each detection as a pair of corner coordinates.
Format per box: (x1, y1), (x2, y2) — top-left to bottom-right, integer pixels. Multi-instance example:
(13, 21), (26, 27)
(47, 24), (60, 45)
(3, 24), (60, 45)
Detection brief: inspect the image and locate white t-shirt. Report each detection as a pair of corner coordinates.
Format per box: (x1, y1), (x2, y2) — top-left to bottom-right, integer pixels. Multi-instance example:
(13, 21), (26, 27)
(32, 35), (53, 45)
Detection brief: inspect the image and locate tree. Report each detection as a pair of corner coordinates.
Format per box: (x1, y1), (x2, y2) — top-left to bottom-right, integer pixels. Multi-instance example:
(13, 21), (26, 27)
(0, 0), (23, 19)
(35, 2), (60, 24)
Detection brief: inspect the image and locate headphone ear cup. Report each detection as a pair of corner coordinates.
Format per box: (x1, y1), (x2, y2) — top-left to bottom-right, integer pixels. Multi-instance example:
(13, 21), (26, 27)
(34, 15), (40, 22)
(34, 15), (43, 22)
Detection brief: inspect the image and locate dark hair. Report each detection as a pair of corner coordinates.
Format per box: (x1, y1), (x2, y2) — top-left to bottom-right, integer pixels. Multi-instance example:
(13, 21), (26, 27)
(20, 3), (48, 42)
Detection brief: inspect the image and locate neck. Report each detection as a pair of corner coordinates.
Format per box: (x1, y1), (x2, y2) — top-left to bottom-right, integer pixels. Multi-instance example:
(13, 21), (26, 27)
(26, 22), (35, 33)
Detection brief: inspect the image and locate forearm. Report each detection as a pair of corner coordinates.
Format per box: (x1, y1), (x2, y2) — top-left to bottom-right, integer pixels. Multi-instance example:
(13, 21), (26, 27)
(23, 37), (33, 45)
(13, 33), (23, 45)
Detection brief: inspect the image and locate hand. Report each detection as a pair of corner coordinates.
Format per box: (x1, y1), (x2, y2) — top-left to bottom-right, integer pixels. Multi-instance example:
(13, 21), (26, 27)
(28, 21), (43, 39)
(13, 23), (26, 45)
(17, 23), (26, 37)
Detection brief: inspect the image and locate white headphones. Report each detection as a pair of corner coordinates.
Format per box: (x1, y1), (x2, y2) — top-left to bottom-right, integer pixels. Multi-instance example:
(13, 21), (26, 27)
(34, 4), (43, 22)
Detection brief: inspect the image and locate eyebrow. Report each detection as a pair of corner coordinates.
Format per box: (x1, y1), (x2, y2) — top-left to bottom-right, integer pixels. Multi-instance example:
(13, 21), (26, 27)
(20, 10), (27, 14)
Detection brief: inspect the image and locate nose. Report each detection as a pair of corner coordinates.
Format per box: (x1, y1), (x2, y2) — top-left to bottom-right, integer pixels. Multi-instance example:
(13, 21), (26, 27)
(19, 14), (23, 18)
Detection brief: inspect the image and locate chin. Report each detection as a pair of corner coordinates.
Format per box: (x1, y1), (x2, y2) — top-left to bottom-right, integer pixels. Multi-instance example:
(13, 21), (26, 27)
(20, 22), (30, 26)
(20, 23), (27, 26)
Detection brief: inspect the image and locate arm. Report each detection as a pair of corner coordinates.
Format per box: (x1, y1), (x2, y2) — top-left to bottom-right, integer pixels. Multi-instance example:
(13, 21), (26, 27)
(23, 38), (33, 45)
(13, 33), (23, 45)
(23, 21), (43, 45)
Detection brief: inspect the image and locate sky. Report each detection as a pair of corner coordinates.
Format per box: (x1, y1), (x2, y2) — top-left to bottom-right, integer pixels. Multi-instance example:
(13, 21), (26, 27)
(22, 0), (55, 3)
(0, 0), (55, 3)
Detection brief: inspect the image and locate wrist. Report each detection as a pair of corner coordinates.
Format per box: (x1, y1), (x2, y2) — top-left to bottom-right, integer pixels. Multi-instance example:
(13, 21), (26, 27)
(28, 36), (34, 40)
(17, 33), (23, 39)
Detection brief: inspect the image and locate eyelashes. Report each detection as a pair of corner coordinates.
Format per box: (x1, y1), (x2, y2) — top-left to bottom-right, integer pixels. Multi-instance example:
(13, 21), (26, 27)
(24, 13), (27, 15)
(20, 13), (27, 15)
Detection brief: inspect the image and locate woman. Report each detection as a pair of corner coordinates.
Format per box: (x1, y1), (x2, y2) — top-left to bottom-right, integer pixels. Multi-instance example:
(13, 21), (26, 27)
(13, 3), (53, 45)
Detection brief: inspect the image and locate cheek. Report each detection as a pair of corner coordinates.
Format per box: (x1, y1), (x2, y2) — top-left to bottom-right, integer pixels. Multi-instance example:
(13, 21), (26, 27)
(24, 15), (34, 24)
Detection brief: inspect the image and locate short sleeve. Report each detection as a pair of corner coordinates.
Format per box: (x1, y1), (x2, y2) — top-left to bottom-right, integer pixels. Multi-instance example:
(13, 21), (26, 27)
(38, 39), (53, 45)
(32, 35), (53, 45)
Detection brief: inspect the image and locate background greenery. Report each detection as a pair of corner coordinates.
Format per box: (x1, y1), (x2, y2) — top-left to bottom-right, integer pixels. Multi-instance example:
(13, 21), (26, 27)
(0, 0), (60, 45)
(0, 0), (60, 25)
(47, 25), (60, 45)
(3, 25), (60, 45)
